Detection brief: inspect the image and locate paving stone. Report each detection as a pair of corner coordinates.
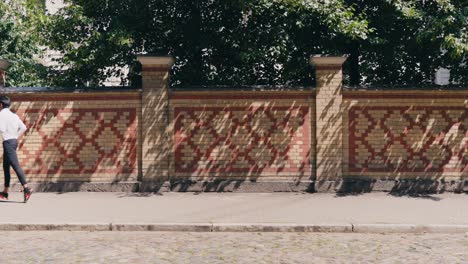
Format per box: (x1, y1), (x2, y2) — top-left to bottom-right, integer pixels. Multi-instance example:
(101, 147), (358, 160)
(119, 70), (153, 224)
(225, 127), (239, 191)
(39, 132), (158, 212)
(0, 232), (466, 264)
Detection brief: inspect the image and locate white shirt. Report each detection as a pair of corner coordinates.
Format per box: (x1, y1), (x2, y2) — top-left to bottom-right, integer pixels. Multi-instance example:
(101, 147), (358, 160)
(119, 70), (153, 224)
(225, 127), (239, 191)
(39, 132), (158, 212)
(0, 108), (27, 141)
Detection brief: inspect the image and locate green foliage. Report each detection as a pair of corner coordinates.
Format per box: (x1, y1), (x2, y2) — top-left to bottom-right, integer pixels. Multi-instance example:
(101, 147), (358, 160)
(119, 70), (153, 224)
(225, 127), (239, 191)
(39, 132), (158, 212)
(43, 0), (369, 87)
(349, 0), (467, 86)
(42, 0), (467, 87)
(0, 0), (47, 87)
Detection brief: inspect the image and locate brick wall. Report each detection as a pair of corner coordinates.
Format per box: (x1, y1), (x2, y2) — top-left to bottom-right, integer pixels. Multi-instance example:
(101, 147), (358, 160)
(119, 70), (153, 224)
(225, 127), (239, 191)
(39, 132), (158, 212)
(3, 92), (141, 186)
(170, 91), (315, 182)
(137, 56), (174, 191)
(1, 55), (465, 192)
(310, 56), (347, 191)
(344, 91), (467, 181)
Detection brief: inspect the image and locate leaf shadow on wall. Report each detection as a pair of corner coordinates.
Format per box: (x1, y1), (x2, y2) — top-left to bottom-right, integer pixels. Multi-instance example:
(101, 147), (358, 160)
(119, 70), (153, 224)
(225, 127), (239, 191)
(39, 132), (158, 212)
(170, 97), (314, 192)
(314, 71), (344, 192)
(341, 97), (467, 195)
(9, 99), (138, 192)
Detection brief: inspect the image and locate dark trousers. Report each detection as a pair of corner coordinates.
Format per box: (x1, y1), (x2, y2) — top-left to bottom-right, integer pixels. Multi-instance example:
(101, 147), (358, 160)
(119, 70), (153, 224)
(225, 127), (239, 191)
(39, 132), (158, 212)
(3, 139), (27, 187)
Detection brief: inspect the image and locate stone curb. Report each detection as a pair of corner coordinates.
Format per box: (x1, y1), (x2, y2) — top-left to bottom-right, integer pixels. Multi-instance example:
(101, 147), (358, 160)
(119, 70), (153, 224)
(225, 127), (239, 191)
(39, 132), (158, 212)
(0, 223), (111, 231)
(352, 224), (468, 234)
(111, 223), (212, 232)
(0, 223), (467, 233)
(211, 223), (353, 233)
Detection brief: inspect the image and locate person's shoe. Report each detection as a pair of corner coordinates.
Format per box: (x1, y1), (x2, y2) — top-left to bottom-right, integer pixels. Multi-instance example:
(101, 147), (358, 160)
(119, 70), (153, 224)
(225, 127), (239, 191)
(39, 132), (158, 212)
(0, 192), (8, 200)
(23, 188), (32, 203)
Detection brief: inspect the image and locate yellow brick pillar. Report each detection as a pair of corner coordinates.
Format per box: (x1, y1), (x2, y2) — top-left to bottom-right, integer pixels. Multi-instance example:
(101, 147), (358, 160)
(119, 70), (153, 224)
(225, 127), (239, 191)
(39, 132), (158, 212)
(310, 55), (347, 192)
(137, 56), (174, 192)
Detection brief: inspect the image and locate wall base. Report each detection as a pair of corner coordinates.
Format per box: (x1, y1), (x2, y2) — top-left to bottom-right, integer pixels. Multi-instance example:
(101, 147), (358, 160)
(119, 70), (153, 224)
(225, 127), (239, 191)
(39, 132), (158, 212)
(139, 180), (171, 193)
(316, 179), (466, 194)
(9, 181), (140, 192)
(7, 179), (467, 193)
(168, 180), (314, 193)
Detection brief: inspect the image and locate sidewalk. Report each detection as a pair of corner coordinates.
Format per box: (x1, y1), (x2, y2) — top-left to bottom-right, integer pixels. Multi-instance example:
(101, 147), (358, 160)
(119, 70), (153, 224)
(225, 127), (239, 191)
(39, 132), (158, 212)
(0, 192), (467, 233)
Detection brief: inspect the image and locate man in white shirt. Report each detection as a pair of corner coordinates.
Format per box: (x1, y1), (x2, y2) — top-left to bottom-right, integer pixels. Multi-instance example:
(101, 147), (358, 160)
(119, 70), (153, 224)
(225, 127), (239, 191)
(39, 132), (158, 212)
(0, 96), (32, 202)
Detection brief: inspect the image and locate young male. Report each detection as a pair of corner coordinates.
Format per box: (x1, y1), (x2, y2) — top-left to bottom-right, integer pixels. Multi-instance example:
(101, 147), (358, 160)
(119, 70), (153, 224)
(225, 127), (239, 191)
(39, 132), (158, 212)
(0, 96), (32, 202)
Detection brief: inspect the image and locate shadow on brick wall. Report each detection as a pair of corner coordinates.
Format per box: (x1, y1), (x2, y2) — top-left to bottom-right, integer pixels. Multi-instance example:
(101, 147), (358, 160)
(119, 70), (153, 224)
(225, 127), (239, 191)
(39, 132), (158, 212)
(168, 95), (315, 192)
(313, 70), (345, 192)
(6, 97), (139, 192)
(339, 95), (467, 194)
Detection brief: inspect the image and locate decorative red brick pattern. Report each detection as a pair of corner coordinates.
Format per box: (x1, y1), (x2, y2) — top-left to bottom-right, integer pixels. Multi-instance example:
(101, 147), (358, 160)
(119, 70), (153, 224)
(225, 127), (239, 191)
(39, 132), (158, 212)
(349, 106), (467, 173)
(16, 108), (137, 175)
(174, 106), (311, 175)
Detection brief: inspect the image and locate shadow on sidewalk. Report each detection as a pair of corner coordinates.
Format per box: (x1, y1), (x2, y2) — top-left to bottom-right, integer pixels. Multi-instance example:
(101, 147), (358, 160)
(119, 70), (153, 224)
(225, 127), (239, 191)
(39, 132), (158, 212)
(330, 178), (467, 201)
(115, 192), (163, 198)
(387, 193), (443, 201)
(335, 191), (444, 201)
(0, 200), (24, 204)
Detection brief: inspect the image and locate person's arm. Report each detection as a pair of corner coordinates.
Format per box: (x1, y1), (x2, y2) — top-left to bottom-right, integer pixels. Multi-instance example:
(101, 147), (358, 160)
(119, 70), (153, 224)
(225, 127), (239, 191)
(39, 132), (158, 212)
(17, 117), (27, 136)
(0, 118), (5, 134)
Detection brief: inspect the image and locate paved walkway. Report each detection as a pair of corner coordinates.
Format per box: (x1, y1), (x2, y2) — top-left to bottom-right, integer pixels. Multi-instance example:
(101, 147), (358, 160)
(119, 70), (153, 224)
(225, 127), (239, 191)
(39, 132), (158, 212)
(0, 192), (467, 232)
(0, 232), (466, 264)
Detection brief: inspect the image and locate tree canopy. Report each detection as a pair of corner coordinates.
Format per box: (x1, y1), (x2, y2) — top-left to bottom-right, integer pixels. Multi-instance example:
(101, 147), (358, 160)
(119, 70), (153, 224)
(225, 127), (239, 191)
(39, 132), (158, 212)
(349, 0), (467, 86)
(0, 0), (47, 87)
(5, 0), (468, 87)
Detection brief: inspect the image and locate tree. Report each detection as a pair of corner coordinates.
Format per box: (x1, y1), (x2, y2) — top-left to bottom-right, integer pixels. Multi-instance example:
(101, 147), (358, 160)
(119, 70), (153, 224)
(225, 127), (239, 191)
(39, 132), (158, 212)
(346, 0), (467, 86)
(43, 0), (369, 87)
(0, 0), (47, 87)
(43, 0), (467, 87)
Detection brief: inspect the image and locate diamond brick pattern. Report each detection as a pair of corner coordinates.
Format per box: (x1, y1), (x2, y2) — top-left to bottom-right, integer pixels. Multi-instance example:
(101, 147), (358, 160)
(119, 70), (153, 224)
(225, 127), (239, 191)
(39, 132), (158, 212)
(349, 106), (467, 173)
(174, 106), (311, 174)
(15, 108), (137, 174)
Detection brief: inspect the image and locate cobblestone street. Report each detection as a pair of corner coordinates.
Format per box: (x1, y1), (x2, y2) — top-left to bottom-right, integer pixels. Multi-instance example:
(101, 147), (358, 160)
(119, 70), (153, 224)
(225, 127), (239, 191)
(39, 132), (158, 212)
(0, 231), (466, 264)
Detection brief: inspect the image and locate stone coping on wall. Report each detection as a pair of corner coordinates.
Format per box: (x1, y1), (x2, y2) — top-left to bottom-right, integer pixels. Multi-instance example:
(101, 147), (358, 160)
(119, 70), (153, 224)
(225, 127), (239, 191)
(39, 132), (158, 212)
(170, 90), (315, 99)
(1, 89), (141, 101)
(344, 86), (468, 91)
(171, 85), (316, 92)
(5, 86), (466, 93)
(4, 87), (141, 93)
(343, 89), (468, 98)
